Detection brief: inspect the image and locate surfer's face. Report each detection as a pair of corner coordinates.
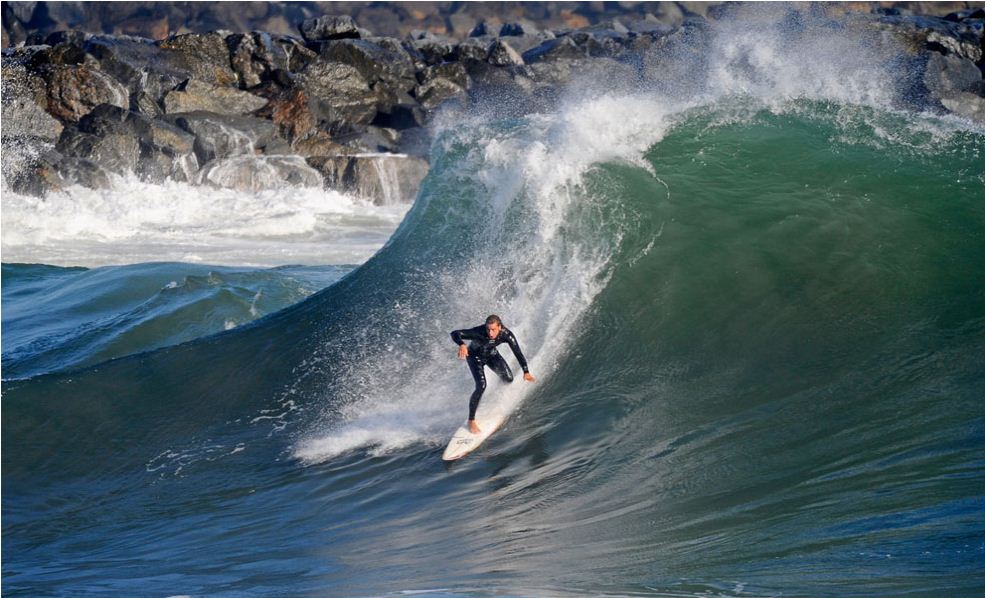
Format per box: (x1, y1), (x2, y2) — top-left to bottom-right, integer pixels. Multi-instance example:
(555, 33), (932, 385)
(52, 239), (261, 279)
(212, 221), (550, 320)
(486, 322), (501, 338)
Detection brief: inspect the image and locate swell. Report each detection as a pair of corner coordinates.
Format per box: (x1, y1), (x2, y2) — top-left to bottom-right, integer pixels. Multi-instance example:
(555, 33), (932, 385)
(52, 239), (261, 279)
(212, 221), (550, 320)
(1, 262), (349, 379)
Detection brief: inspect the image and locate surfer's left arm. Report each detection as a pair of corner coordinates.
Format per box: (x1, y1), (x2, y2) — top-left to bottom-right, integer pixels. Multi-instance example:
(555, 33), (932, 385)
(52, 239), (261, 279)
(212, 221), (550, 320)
(505, 329), (535, 382)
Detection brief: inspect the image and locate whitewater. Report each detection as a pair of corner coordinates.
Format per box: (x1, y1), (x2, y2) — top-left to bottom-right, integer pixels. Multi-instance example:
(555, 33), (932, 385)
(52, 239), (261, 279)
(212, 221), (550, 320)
(3, 7), (984, 597)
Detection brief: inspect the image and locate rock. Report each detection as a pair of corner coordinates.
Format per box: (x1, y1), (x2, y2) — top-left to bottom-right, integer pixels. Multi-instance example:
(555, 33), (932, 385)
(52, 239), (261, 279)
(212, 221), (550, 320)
(165, 111), (287, 164)
(306, 154), (429, 204)
(875, 15), (983, 63)
(83, 35), (185, 104)
(291, 130), (345, 157)
(373, 101), (427, 130)
(56, 127), (140, 174)
(940, 92), (985, 123)
(135, 117), (200, 182)
(300, 15), (362, 43)
(3, 148), (66, 196)
(54, 104), (201, 182)
(1, 93), (64, 141)
(163, 79), (268, 115)
(455, 38), (490, 62)
(522, 36), (588, 63)
(414, 62), (469, 110)
(256, 87), (318, 143)
(1, 55), (63, 141)
(133, 91), (163, 116)
(925, 52), (983, 96)
(345, 125), (401, 153)
(58, 155), (113, 189)
(158, 32), (239, 87)
(302, 38), (418, 122)
(39, 64), (129, 123)
(625, 15), (677, 36)
(228, 31), (290, 89)
(198, 155), (322, 191)
(487, 39), (525, 66)
(318, 38), (416, 92)
(297, 56), (380, 127)
(469, 22), (492, 37)
(500, 22), (535, 37)
(3, 147), (112, 196)
(412, 37), (456, 65)
(944, 8), (985, 22)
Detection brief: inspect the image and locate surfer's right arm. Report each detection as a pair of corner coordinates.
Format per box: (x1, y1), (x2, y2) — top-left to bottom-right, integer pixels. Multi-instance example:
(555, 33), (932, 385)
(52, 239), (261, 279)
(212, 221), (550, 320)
(451, 326), (483, 359)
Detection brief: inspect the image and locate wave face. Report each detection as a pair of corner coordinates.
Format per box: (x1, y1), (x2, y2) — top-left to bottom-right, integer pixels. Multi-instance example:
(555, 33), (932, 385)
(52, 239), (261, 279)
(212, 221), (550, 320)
(3, 10), (985, 597)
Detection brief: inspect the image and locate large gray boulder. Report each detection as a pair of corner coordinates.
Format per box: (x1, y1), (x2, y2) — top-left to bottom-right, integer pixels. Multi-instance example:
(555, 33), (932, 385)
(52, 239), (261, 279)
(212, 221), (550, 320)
(415, 62), (470, 110)
(157, 32), (239, 87)
(197, 155), (323, 191)
(874, 15), (983, 63)
(164, 111), (288, 163)
(487, 39), (525, 67)
(306, 153), (429, 204)
(1, 53), (64, 142)
(297, 57), (380, 126)
(55, 104), (201, 182)
(162, 79), (269, 115)
(300, 15), (362, 43)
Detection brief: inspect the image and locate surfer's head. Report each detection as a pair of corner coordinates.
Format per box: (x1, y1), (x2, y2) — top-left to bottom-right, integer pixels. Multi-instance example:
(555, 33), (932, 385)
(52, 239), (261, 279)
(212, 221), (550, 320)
(485, 314), (502, 338)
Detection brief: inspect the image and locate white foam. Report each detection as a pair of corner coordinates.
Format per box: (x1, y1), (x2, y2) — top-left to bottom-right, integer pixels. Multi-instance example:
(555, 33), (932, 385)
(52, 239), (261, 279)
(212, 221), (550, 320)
(1, 175), (409, 267)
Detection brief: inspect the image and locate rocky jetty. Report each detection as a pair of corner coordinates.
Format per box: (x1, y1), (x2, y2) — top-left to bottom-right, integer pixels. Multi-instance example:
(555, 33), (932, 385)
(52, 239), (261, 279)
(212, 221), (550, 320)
(3, 2), (984, 199)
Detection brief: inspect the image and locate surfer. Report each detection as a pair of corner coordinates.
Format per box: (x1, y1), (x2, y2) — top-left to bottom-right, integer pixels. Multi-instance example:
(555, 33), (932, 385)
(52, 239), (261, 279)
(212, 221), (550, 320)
(451, 315), (535, 434)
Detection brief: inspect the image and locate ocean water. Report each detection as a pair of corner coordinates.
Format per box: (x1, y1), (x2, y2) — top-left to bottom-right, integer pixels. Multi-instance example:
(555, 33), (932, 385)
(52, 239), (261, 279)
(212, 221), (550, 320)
(3, 9), (985, 597)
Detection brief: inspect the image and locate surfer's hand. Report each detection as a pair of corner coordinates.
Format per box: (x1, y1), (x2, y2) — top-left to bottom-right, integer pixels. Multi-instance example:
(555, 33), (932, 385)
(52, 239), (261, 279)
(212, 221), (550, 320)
(458, 345), (468, 360)
(523, 372), (535, 382)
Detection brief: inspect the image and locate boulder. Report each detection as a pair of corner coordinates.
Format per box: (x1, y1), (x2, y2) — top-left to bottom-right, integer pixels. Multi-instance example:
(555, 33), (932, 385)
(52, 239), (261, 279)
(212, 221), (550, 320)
(37, 64), (129, 123)
(165, 111), (287, 163)
(522, 36), (588, 63)
(300, 15), (363, 43)
(414, 62), (469, 110)
(925, 52), (984, 96)
(297, 56), (380, 126)
(1, 55), (63, 141)
(3, 148), (112, 196)
(318, 38), (417, 93)
(198, 155), (323, 191)
(306, 154), (429, 204)
(227, 31), (291, 89)
(412, 37), (456, 65)
(940, 92), (985, 123)
(163, 79), (269, 115)
(500, 22), (536, 37)
(455, 38), (489, 62)
(83, 35), (187, 105)
(54, 104), (201, 182)
(874, 15), (983, 63)
(56, 127), (140, 174)
(256, 87), (318, 143)
(487, 39), (525, 66)
(158, 32), (239, 87)
(373, 101), (427, 130)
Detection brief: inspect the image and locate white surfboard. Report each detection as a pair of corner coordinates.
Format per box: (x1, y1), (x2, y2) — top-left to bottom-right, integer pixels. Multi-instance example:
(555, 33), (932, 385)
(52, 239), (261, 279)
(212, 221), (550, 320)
(442, 411), (508, 461)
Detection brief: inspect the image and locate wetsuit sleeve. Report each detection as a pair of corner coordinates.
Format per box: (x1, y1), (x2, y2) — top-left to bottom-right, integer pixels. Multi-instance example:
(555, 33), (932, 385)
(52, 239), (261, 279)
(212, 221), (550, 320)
(451, 325), (483, 346)
(504, 329), (529, 373)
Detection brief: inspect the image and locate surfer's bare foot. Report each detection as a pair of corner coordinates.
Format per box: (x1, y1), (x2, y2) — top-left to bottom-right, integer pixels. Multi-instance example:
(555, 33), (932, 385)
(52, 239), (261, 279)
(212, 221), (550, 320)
(469, 420), (481, 434)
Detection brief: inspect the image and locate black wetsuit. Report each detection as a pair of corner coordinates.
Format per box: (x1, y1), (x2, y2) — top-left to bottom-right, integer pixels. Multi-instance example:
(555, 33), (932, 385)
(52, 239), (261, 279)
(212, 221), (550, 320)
(450, 325), (530, 421)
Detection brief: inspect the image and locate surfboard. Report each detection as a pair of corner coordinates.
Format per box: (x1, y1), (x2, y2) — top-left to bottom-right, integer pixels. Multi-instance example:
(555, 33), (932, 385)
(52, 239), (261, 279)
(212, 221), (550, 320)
(442, 411), (507, 461)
